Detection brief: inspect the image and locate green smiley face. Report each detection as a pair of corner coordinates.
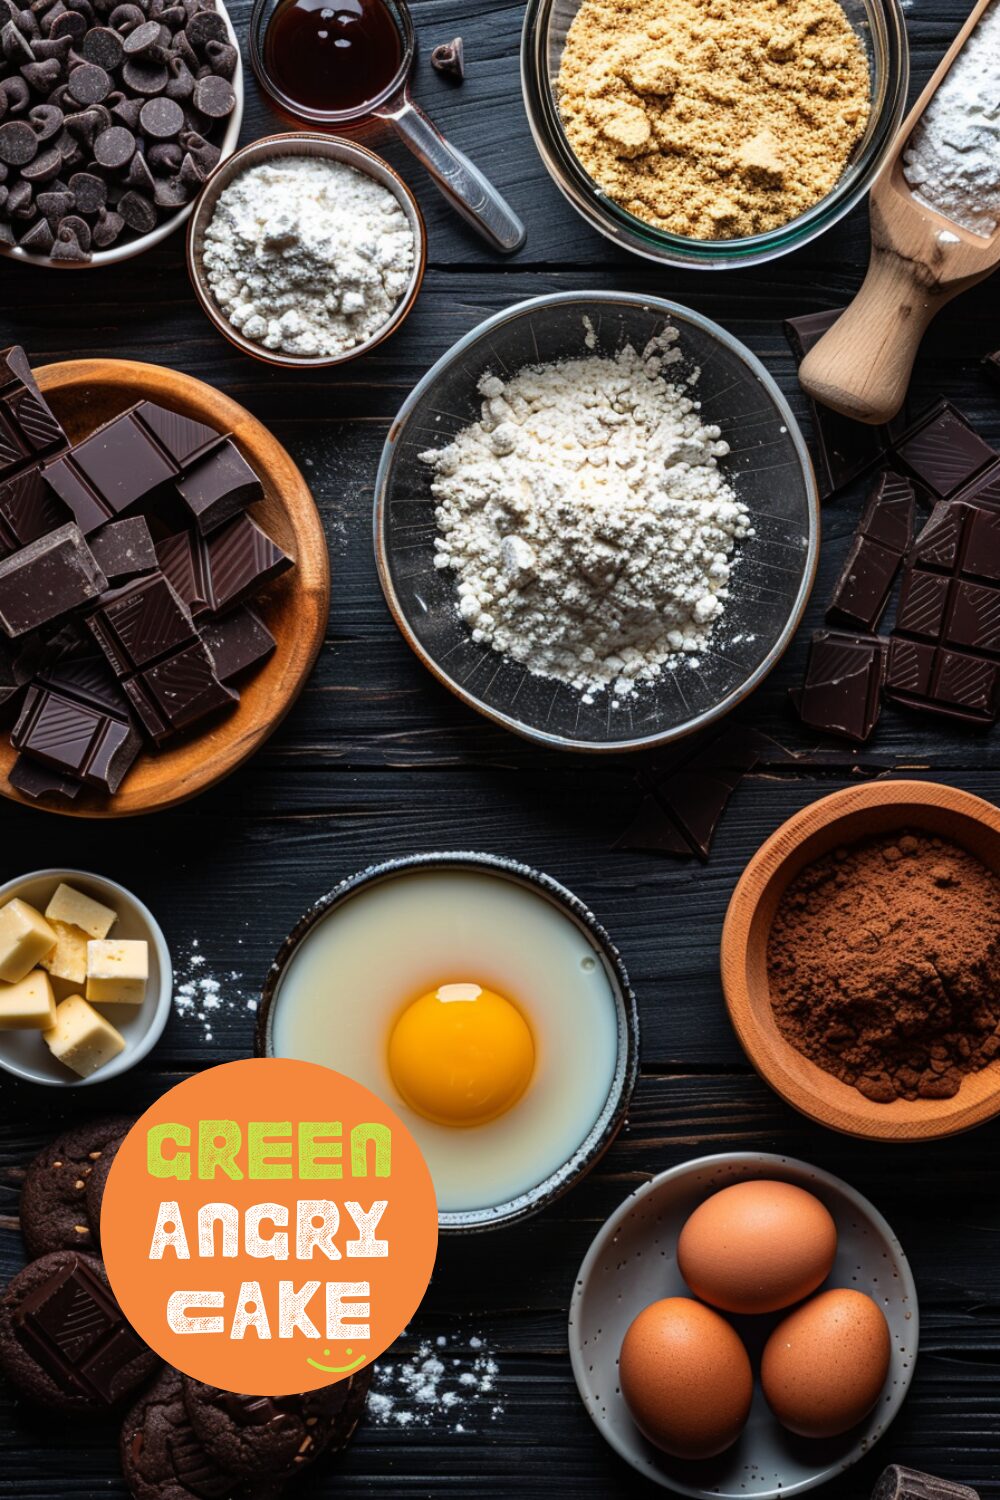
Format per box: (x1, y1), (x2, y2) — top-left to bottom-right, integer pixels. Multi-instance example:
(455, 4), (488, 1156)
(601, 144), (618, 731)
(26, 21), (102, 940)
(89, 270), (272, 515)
(306, 1346), (366, 1375)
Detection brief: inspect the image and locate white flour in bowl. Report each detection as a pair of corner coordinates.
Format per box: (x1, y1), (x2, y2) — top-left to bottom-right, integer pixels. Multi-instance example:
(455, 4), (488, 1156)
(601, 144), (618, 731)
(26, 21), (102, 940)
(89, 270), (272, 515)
(421, 330), (752, 704)
(903, 0), (1000, 238)
(202, 156), (415, 359)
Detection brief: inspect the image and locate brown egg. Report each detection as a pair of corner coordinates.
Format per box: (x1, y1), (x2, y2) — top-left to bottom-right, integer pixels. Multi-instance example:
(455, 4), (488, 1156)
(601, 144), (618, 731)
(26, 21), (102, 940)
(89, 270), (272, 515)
(761, 1288), (891, 1438)
(677, 1179), (837, 1314)
(619, 1297), (753, 1460)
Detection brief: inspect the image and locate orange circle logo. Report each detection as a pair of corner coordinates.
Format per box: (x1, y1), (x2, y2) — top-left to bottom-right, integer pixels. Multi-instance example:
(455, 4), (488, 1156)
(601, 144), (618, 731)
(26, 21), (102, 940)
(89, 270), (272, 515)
(101, 1058), (438, 1395)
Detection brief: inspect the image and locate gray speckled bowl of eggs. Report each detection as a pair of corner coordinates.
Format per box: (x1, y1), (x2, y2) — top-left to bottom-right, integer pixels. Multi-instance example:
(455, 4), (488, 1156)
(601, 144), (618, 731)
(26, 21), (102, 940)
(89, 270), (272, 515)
(568, 1152), (918, 1498)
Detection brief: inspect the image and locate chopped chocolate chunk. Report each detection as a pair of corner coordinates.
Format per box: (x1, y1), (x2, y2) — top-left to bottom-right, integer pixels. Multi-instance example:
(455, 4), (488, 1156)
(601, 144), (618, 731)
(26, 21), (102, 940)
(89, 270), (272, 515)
(859, 470), (915, 553)
(123, 636), (236, 744)
(9, 751), (83, 800)
(12, 677), (139, 791)
(0, 523), (105, 638)
(175, 438), (262, 534)
(792, 629), (887, 743)
(86, 571), (196, 677)
(157, 513), (292, 616)
(0, 467), (68, 558)
(828, 535), (901, 633)
(893, 400), (997, 500)
(430, 35), (464, 80)
(89, 515), (157, 584)
(200, 606), (275, 682)
(136, 400), (219, 467)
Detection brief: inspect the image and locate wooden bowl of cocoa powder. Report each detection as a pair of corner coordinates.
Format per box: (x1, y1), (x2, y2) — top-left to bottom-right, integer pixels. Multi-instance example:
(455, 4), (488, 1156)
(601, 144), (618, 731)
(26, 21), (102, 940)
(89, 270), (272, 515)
(722, 780), (1000, 1141)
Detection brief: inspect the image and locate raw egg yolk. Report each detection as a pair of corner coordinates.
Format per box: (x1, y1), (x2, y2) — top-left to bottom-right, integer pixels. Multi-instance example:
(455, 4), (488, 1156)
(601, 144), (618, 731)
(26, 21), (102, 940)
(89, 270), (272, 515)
(388, 983), (535, 1127)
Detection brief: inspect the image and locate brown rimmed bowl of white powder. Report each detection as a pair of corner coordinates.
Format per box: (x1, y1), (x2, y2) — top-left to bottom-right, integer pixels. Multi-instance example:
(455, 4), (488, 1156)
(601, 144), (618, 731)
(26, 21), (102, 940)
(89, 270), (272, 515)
(185, 132), (426, 367)
(374, 292), (820, 752)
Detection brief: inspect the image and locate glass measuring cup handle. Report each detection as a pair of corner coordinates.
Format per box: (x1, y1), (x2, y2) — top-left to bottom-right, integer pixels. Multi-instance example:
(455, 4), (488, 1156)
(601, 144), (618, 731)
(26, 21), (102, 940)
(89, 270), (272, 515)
(378, 93), (526, 254)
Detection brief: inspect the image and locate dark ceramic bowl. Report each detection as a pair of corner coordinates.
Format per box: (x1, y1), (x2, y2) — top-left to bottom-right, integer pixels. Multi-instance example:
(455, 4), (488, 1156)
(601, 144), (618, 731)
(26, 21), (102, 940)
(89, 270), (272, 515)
(256, 851), (640, 1232)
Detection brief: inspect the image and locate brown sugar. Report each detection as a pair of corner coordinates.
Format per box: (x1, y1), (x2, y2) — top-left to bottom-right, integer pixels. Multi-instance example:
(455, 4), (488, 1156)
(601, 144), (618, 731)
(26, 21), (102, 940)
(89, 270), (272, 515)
(556, 0), (871, 240)
(767, 830), (1000, 1103)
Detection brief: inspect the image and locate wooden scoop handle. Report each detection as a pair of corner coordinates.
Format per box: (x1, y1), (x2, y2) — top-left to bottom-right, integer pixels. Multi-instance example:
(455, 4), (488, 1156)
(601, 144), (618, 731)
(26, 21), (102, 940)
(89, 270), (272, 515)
(799, 237), (951, 427)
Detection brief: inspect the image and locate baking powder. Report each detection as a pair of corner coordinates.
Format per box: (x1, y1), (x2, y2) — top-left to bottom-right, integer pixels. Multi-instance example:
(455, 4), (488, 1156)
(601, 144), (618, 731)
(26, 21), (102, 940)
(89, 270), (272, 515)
(422, 331), (752, 704)
(903, 0), (1000, 238)
(202, 156), (415, 358)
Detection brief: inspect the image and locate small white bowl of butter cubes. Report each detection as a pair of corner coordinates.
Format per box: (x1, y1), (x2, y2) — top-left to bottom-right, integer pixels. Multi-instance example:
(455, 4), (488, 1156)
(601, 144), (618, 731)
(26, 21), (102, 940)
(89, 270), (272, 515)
(0, 870), (172, 1087)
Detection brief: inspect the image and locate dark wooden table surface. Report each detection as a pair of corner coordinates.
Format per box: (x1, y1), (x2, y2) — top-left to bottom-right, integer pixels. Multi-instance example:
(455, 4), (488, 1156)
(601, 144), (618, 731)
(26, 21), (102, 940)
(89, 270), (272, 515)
(3, 0), (1000, 1495)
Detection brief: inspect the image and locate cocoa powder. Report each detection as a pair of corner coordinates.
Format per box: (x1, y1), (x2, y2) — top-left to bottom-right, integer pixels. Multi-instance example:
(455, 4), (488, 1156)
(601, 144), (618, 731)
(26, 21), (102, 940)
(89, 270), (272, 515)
(767, 830), (1000, 1103)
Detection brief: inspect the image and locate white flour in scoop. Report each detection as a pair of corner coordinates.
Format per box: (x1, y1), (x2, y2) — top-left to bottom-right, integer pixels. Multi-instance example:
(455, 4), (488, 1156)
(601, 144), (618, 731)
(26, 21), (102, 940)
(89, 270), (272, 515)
(903, 0), (1000, 237)
(421, 329), (752, 704)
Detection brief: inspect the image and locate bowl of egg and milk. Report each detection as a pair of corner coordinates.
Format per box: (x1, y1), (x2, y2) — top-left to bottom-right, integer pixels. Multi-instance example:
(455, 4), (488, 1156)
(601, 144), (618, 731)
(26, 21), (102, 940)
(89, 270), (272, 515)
(256, 852), (639, 1230)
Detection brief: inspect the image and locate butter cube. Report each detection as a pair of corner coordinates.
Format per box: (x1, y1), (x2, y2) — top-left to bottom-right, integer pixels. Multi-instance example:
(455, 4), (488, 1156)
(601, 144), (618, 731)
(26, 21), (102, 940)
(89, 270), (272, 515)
(45, 883), (117, 941)
(43, 995), (125, 1078)
(0, 899), (56, 984)
(0, 969), (56, 1030)
(40, 920), (89, 986)
(86, 939), (148, 1006)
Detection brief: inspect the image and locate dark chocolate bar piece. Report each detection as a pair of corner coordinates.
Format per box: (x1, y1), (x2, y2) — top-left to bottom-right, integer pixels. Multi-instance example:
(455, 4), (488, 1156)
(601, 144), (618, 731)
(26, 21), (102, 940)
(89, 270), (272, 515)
(134, 402), (221, 469)
(200, 607), (275, 682)
(12, 680), (140, 792)
(0, 636), (37, 711)
(888, 648), (1000, 725)
(0, 524), (106, 638)
(176, 439), (263, 536)
(893, 401), (996, 500)
(0, 468), (69, 560)
(9, 753), (83, 802)
(871, 1466), (980, 1500)
(0, 346), (67, 481)
(859, 470), (915, 553)
(123, 638), (238, 745)
(53, 408), (177, 526)
(792, 629), (887, 743)
(951, 458), (1000, 511)
(90, 517), (158, 585)
(86, 573), (196, 677)
(828, 535), (900, 632)
(157, 515), (292, 617)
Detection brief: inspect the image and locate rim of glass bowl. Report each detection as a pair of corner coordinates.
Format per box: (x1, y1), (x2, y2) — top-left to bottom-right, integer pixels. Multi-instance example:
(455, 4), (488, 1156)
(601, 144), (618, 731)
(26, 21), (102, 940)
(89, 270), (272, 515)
(255, 851), (641, 1234)
(520, 0), (910, 269)
(373, 291), (821, 754)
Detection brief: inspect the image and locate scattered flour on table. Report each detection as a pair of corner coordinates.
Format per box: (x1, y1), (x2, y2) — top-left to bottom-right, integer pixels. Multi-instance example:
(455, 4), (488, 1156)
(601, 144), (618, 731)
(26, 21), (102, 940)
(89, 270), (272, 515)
(368, 1335), (504, 1432)
(172, 940), (255, 1044)
(203, 156), (415, 359)
(903, 0), (1000, 237)
(421, 328), (752, 704)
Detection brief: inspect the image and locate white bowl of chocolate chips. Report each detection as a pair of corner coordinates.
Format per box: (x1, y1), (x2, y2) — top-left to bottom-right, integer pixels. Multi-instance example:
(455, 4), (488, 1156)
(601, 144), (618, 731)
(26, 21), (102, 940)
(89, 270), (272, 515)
(0, 0), (243, 266)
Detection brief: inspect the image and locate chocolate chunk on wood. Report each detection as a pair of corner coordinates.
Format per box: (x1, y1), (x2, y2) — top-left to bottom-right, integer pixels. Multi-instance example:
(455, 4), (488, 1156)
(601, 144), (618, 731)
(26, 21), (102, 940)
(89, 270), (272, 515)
(9, 751), (83, 800)
(175, 439), (262, 534)
(792, 630), (887, 743)
(431, 35), (464, 79)
(89, 515), (157, 583)
(123, 636), (236, 743)
(200, 606), (275, 681)
(156, 513), (292, 616)
(828, 534), (900, 632)
(0, 523), (106, 637)
(871, 1466), (980, 1500)
(135, 399), (220, 466)
(86, 571), (196, 676)
(12, 677), (139, 790)
(0, 467), (68, 558)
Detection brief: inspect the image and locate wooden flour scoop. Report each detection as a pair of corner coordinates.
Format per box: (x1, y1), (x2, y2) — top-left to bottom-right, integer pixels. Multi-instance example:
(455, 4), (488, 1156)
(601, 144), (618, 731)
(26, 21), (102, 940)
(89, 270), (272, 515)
(800, 0), (999, 426)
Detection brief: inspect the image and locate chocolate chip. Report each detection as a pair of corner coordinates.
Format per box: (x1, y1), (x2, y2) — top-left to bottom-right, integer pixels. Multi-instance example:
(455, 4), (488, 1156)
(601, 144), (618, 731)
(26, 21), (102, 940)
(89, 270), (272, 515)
(6, 175), (31, 211)
(192, 71), (231, 118)
(48, 7), (85, 38)
(92, 121), (133, 165)
(185, 7), (224, 46)
(170, 24), (195, 67)
(122, 143), (152, 188)
(163, 51), (193, 97)
(121, 55), (165, 90)
(30, 32), (73, 59)
(151, 169), (185, 205)
(37, 185), (72, 216)
(138, 91), (181, 136)
(2, 20), (34, 62)
(117, 184), (153, 229)
(108, 0), (142, 28)
(109, 92), (141, 126)
(64, 106), (105, 145)
(50, 218), (86, 256)
(177, 146), (200, 185)
(0, 218), (14, 242)
(145, 136), (178, 169)
(156, 2), (183, 26)
(28, 102), (63, 140)
(67, 59), (111, 102)
(17, 213), (53, 250)
(67, 167), (104, 209)
(81, 22), (122, 65)
(90, 201), (121, 243)
(20, 55), (62, 89)
(20, 143), (62, 179)
(203, 36), (234, 77)
(430, 35), (464, 81)
(0, 74), (29, 110)
(0, 118), (37, 163)
(121, 15), (163, 52)
(58, 208), (89, 245)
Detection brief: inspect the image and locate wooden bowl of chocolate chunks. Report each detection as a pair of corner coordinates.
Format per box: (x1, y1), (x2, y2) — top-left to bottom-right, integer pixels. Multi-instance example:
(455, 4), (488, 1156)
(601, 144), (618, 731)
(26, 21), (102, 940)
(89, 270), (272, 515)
(0, 0), (244, 265)
(0, 347), (330, 815)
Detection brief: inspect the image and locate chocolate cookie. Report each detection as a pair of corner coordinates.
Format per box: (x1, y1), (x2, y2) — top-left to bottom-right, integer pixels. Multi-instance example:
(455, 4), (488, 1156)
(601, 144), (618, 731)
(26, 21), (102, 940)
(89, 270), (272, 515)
(21, 1115), (134, 1258)
(121, 1367), (286, 1500)
(183, 1368), (371, 1478)
(84, 1125), (129, 1250)
(0, 1250), (159, 1411)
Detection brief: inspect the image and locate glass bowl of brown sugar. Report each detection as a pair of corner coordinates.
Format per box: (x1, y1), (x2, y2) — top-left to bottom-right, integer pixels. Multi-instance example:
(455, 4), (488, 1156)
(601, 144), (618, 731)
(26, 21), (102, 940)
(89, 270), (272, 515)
(722, 780), (1000, 1141)
(521, 0), (909, 268)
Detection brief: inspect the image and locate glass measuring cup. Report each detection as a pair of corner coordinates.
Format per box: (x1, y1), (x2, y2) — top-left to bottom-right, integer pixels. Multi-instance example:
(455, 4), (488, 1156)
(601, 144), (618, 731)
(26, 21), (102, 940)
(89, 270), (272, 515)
(249, 0), (526, 254)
